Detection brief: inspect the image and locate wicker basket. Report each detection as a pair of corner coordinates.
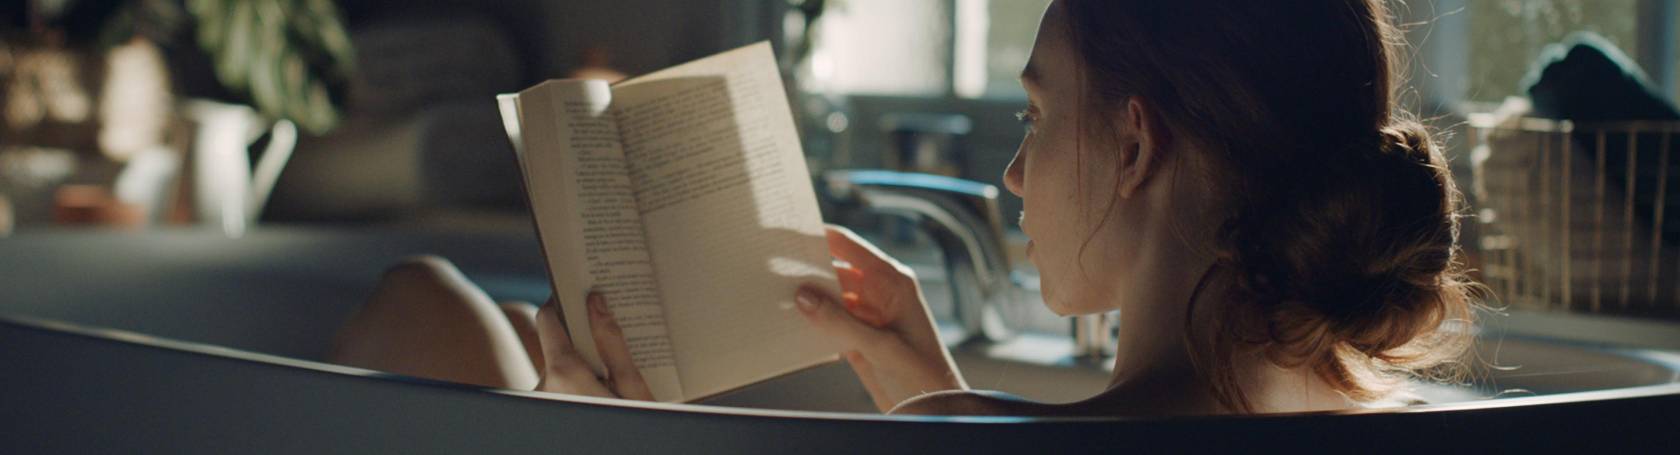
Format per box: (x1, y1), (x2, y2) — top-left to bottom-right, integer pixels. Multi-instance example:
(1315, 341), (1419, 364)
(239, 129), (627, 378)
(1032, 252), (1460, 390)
(1470, 112), (1680, 320)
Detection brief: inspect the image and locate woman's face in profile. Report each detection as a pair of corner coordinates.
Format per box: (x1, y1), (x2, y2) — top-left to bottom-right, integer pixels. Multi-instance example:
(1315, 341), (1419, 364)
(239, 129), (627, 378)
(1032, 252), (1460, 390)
(1004, 0), (1139, 317)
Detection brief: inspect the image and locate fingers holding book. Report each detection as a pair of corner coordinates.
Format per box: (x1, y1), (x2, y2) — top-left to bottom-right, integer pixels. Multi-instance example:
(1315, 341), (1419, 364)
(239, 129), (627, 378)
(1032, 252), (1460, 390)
(824, 225), (922, 329)
(532, 293), (654, 400)
(797, 285), (967, 412)
(796, 284), (893, 349)
(533, 296), (612, 397)
(586, 292), (655, 400)
(825, 225), (919, 285)
(802, 225), (970, 412)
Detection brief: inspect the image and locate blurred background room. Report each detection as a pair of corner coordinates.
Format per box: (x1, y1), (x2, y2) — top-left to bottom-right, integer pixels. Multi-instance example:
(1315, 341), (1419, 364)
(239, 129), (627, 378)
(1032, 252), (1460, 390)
(3, 0), (1680, 422)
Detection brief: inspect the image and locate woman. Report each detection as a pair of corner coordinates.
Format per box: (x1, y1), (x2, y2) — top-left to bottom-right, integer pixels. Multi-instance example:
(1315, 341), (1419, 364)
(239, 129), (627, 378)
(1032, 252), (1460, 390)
(332, 0), (1477, 415)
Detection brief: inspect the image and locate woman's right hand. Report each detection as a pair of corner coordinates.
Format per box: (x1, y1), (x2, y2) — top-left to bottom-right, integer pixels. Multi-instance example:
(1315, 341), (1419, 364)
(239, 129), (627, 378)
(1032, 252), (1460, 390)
(531, 292), (654, 401)
(796, 225), (968, 412)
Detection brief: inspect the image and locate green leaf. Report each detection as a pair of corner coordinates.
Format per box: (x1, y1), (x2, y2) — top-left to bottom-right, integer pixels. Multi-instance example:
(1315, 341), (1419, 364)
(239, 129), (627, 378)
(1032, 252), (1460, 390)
(217, 0), (254, 88)
(187, 0), (355, 134)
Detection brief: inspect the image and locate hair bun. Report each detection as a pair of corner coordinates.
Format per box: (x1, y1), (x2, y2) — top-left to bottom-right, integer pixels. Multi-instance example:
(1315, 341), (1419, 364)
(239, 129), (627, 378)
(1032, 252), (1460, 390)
(1312, 121), (1458, 350)
(1220, 118), (1464, 361)
(1376, 121), (1438, 165)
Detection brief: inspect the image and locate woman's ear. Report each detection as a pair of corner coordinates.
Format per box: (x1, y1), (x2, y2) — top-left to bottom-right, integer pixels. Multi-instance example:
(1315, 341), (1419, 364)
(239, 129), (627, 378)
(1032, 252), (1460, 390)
(1116, 96), (1171, 199)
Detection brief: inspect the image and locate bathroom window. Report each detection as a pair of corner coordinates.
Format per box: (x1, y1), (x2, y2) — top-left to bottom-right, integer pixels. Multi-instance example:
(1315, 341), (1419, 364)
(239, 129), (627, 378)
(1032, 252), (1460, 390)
(807, 0), (1680, 112)
(805, 0), (952, 96)
(1465, 0), (1643, 103)
(961, 0), (1054, 99)
(806, 0), (1050, 99)
(1401, 0), (1680, 108)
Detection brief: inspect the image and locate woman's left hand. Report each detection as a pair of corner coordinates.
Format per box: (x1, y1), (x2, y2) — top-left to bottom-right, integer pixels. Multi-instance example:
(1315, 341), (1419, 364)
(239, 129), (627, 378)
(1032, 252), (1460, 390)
(531, 292), (654, 400)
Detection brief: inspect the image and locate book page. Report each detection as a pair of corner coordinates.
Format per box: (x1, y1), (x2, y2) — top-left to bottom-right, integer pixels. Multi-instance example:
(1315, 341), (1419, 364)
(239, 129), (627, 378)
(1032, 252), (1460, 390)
(611, 42), (840, 399)
(496, 94), (526, 162)
(510, 80), (684, 402)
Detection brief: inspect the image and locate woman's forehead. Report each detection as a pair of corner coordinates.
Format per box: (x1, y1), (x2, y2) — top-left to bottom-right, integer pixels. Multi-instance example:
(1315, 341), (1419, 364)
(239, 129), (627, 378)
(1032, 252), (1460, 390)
(1023, 0), (1074, 91)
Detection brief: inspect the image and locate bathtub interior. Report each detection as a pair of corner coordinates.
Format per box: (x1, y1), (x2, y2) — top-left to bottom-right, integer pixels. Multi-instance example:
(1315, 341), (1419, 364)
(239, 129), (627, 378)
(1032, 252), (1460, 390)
(1, 228), (1676, 415)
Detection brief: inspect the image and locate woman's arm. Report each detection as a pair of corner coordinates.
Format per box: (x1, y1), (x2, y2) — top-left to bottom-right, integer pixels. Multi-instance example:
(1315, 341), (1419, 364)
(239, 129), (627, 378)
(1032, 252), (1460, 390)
(796, 226), (969, 412)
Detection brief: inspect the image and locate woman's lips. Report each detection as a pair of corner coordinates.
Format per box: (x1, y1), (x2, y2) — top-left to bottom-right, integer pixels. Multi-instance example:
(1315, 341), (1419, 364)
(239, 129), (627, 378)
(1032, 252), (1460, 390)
(1020, 211), (1032, 257)
(1020, 211), (1033, 258)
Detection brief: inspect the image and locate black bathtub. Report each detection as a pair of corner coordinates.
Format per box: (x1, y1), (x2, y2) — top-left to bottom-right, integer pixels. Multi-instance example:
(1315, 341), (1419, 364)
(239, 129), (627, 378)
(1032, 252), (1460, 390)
(2, 227), (1675, 452)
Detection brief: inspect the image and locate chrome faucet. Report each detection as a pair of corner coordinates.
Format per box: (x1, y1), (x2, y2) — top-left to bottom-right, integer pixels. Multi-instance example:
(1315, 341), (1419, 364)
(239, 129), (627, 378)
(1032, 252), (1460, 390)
(821, 170), (1117, 359)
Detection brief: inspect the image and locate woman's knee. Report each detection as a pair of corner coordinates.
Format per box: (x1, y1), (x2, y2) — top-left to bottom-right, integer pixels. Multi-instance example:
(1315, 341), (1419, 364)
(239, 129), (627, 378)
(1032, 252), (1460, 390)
(378, 255), (465, 291)
(331, 255), (540, 389)
(499, 302), (544, 372)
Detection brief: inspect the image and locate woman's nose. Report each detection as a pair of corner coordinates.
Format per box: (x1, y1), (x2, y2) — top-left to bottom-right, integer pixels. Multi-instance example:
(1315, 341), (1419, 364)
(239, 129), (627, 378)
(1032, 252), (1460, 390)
(1003, 146), (1026, 197)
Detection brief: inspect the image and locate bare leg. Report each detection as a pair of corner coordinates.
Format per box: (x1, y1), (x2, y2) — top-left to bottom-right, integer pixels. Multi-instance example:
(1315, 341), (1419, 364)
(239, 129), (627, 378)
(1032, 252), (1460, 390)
(499, 302), (544, 373)
(327, 256), (540, 390)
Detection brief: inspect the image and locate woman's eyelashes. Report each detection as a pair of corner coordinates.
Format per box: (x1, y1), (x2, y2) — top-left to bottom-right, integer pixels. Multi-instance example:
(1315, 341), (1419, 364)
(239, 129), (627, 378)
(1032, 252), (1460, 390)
(1015, 107), (1039, 135)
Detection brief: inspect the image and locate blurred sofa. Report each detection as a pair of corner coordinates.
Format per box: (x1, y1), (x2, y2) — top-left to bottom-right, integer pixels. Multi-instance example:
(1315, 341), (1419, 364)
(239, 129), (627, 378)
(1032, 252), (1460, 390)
(262, 8), (527, 223)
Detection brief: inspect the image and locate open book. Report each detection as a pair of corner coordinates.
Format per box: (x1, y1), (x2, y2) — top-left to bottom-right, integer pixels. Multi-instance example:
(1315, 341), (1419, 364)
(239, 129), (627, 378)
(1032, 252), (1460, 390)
(496, 42), (840, 402)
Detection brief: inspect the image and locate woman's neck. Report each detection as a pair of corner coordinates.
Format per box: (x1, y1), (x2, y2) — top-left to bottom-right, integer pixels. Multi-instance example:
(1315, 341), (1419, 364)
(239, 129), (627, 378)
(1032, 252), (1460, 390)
(1095, 262), (1354, 415)
(1091, 252), (1221, 414)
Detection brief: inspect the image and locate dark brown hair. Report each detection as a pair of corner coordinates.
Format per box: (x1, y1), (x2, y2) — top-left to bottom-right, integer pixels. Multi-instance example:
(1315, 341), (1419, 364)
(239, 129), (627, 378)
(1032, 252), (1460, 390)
(1062, 0), (1478, 410)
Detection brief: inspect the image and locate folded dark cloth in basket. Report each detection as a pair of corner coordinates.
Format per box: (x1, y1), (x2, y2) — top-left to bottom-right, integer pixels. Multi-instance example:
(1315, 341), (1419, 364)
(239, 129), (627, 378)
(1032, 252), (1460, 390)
(1526, 32), (1678, 122)
(1525, 32), (1680, 249)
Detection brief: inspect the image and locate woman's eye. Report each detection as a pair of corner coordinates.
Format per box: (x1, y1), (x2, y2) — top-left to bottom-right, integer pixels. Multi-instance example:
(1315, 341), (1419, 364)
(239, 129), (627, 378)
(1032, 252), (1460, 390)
(1014, 109), (1037, 134)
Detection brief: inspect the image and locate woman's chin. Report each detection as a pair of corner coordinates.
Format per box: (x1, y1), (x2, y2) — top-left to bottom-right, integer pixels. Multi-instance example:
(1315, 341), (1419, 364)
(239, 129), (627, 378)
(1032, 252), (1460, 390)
(1040, 289), (1073, 317)
(1040, 288), (1113, 317)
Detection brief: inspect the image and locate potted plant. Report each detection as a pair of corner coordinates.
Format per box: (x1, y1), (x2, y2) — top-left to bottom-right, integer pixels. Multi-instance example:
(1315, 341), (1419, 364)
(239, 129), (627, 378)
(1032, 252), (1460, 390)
(1, 0), (354, 232)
